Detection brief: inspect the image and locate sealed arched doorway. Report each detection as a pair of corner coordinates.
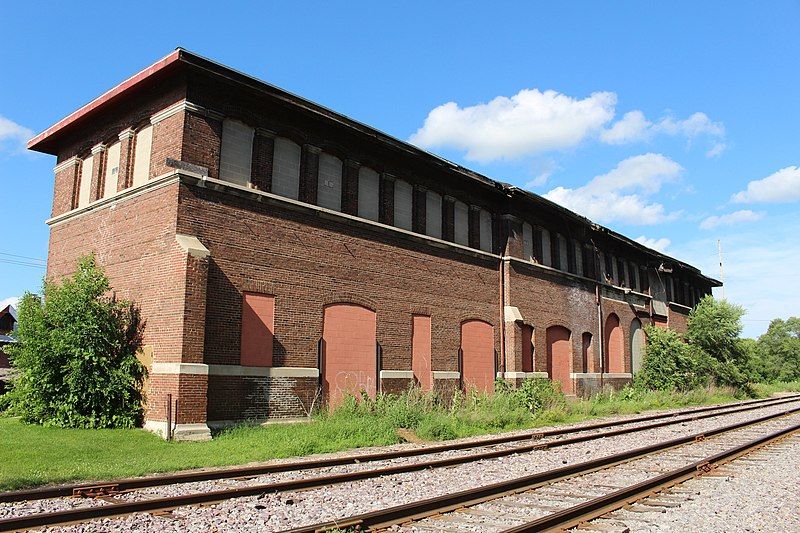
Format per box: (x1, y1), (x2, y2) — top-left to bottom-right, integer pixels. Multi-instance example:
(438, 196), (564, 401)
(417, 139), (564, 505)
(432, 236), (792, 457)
(546, 326), (572, 394)
(631, 318), (646, 374)
(460, 320), (495, 394)
(605, 313), (624, 373)
(322, 304), (377, 409)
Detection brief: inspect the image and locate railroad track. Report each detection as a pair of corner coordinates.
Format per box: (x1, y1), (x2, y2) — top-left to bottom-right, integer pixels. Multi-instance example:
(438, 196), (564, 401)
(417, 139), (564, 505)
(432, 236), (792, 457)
(289, 405), (800, 532)
(0, 395), (798, 531)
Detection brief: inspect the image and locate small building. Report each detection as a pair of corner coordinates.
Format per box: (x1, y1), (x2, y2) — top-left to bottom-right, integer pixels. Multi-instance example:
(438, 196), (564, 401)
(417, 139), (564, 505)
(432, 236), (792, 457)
(28, 49), (720, 439)
(0, 305), (17, 395)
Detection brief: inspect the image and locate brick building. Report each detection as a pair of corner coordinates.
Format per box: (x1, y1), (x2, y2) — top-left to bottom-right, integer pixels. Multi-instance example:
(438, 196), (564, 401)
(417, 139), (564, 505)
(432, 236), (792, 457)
(28, 49), (720, 440)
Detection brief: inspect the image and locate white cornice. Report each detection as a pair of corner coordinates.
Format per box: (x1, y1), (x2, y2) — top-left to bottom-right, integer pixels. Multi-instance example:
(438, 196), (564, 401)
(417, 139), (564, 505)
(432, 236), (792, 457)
(150, 100), (224, 125)
(53, 156), (80, 173)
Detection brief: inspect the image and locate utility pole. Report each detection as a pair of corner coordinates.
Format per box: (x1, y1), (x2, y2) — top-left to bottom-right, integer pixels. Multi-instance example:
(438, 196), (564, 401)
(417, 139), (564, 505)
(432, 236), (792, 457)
(718, 239), (725, 300)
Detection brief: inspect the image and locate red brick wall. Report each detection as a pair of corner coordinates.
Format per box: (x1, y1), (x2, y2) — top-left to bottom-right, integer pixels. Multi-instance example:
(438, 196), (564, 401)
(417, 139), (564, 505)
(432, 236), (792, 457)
(669, 305), (690, 333)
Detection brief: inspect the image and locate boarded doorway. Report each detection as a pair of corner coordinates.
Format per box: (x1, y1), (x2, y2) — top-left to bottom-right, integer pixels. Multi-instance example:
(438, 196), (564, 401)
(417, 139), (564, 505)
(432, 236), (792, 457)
(546, 326), (572, 394)
(460, 320), (495, 393)
(322, 304), (377, 409)
(605, 313), (624, 373)
(631, 318), (646, 374)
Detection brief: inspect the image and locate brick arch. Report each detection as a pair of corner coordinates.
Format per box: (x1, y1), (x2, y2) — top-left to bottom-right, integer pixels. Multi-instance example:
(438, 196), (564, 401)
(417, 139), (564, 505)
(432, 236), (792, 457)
(546, 325), (572, 394)
(605, 313), (624, 373)
(322, 293), (378, 313)
(321, 303), (377, 409)
(316, 141), (349, 163)
(460, 319), (495, 394)
(271, 126), (307, 147)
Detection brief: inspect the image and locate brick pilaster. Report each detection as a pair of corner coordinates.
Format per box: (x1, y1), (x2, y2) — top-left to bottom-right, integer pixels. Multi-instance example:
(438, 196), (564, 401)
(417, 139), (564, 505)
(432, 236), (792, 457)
(412, 185), (426, 234)
(343, 159), (360, 215)
(442, 195), (456, 242)
(468, 205), (481, 249)
(299, 144), (320, 205)
(502, 214), (523, 258)
(51, 157), (81, 217)
(379, 173), (395, 225)
(89, 144), (106, 202)
(252, 128), (275, 192)
(117, 129), (135, 192)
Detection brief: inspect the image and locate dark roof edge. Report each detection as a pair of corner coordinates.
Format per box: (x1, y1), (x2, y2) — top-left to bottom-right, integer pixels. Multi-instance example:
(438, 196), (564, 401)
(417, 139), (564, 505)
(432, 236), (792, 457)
(28, 48), (720, 286)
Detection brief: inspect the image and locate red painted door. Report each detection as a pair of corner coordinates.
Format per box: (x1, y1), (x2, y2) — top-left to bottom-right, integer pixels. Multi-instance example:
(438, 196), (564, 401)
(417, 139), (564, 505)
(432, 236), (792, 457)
(322, 304), (377, 409)
(521, 324), (534, 373)
(547, 326), (572, 394)
(605, 314), (624, 373)
(461, 320), (495, 394)
(412, 315), (432, 391)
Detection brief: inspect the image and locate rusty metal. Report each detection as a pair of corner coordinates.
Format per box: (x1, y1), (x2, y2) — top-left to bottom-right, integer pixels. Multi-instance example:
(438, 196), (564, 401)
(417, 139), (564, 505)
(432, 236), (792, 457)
(72, 484), (119, 498)
(1, 394), (796, 507)
(0, 404), (798, 532)
(285, 408), (800, 533)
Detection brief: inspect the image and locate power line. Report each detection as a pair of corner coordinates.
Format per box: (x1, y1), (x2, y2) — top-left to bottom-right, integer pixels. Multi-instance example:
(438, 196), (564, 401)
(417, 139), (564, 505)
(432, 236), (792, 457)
(0, 252), (46, 263)
(0, 258), (46, 269)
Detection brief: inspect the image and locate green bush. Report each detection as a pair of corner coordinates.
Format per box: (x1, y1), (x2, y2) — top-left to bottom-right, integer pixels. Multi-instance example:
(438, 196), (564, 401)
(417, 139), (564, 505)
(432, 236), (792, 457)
(634, 325), (712, 391)
(3, 255), (146, 428)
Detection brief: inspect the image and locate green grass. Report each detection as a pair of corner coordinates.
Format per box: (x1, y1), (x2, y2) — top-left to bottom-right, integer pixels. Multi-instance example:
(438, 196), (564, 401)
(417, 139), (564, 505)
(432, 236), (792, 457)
(1, 381), (797, 491)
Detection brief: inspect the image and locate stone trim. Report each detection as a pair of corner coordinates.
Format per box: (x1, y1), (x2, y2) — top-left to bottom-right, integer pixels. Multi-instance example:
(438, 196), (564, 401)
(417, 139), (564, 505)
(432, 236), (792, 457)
(53, 156), (80, 173)
(90, 143), (106, 155)
(503, 305), (523, 322)
(207, 365), (319, 378)
(175, 234), (211, 259)
(379, 370), (414, 379)
(499, 371), (549, 379)
(46, 170), (185, 226)
(143, 420), (211, 441)
(570, 372), (602, 378)
(150, 362), (209, 375)
(150, 100), (224, 125)
(118, 128), (136, 140)
(432, 371), (460, 379)
(602, 372), (633, 379)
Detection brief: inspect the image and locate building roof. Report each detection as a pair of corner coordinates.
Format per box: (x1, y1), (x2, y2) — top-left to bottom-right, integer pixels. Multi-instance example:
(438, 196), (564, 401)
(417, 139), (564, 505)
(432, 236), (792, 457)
(0, 305), (16, 323)
(0, 334), (15, 345)
(27, 48), (721, 286)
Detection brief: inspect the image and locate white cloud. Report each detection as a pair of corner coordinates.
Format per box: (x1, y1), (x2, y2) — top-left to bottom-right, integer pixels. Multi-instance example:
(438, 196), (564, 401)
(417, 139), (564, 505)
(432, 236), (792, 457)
(599, 110), (653, 144)
(634, 236), (671, 252)
(525, 159), (557, 188)
(699, 210), (764, 230)
(731, 166), (800, 204)
(705, 142), (727, 158)
(600, 110), (725, 151)
(0, 115), (34, 154)
(543, 153), (683, 225)
(409, 89), (617, 162)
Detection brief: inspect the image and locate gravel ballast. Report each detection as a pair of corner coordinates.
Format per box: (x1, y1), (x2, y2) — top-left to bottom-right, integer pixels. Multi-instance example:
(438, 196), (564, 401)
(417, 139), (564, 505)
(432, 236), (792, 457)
(21, 398), (799, 532)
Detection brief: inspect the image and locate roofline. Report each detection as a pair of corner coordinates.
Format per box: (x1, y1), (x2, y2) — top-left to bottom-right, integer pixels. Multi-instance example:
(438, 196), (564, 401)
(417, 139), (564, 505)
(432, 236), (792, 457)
(27, 49), (182, 153)
(28, 48), (720, 286)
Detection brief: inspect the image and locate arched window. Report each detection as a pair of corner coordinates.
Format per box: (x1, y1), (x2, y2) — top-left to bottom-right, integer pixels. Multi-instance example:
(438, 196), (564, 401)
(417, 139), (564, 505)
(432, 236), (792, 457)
(77, 154), (94, 207)
(357, 166), (380, 221)
(131, 125), (152, 188)
(219, 119), (254, 187)
(102, 140), (121, 198)
(317, 152), (343, 211)
(425, 190), (442, 238)
(272, 137), (301, 199)
(522, 223), (534, 262)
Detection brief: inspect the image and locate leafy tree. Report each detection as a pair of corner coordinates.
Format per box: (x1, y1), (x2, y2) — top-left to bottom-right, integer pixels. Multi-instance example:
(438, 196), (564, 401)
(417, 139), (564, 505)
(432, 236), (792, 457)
(634, 325), (712, 391)
(4, 255), (145, 428)
(756, 317), (800, 381)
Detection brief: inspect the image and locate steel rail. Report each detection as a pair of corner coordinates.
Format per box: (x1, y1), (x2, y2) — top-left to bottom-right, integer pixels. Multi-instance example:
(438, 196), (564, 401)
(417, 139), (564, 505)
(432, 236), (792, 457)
(280, 404), (800, 533)
(2, 393), (796, 504)
(504, 421), (800, 532)
(2, 402), (799, 532)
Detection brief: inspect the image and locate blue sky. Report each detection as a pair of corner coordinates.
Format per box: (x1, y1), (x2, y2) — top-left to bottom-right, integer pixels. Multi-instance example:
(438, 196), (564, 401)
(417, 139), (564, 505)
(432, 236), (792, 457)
(1, 1), (798, 338)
